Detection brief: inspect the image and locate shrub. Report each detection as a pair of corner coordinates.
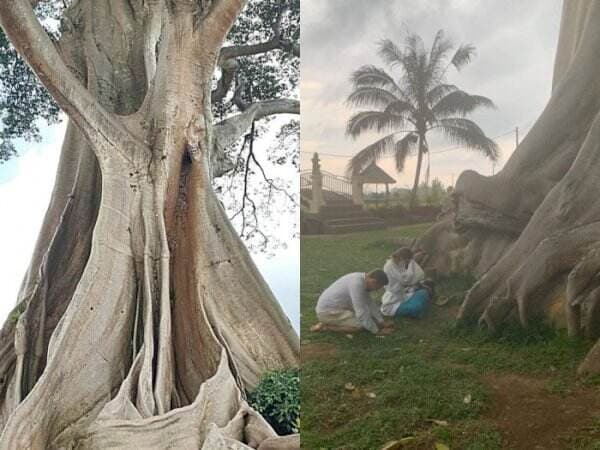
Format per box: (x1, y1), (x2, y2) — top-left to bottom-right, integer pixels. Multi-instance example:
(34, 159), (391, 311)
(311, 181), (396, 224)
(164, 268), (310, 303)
(248, 368), (299, 435)
(8, 303), (25, 323)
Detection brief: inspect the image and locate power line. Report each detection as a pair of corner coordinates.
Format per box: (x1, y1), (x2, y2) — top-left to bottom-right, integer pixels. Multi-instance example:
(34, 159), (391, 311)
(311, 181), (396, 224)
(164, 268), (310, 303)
(429, 128), (515, 155)
(299, 150), (349, 158)
(300, 119), (535, 159)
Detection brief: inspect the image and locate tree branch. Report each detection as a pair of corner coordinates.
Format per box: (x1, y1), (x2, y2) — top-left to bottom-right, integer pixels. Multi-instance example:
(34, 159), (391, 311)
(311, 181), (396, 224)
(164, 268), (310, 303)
(211, 99), (299, 177)
(249, 146), (297, 207)
(218, 3), (299, 61)
(199, 0), (248, 52)
(212, 58), (239, 104)
(219, 37), (299, 61)
(0, 0), (146, 167)
(230, 133), (254, 237)
(231, 75), (248, 111)
(211, 2), (298, 104)
(280, 40), (300, 58)
(250, 98), (299, 119)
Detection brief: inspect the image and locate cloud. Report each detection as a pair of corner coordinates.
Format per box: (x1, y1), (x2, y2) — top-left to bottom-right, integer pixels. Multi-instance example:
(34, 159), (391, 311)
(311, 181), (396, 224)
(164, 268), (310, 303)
(301, 0), (562, 186)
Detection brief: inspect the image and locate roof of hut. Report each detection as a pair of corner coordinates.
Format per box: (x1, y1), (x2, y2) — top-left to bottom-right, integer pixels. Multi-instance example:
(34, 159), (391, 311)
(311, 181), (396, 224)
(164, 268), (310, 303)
(356, 162), (396, 184)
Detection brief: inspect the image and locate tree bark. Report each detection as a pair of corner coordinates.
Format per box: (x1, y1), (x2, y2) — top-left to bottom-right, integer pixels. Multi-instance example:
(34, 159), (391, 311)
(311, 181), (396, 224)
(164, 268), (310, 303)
(416, 0), (600, 375)
(0, 0), (299, 447)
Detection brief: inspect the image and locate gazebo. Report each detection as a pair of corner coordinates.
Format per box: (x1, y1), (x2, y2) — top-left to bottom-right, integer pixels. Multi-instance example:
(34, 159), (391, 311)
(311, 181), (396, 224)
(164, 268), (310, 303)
(353, 162), (396, 207)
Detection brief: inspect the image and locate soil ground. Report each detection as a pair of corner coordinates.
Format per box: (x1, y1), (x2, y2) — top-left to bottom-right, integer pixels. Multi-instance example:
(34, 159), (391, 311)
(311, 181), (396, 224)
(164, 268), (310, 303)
(482, 373), (600, 450)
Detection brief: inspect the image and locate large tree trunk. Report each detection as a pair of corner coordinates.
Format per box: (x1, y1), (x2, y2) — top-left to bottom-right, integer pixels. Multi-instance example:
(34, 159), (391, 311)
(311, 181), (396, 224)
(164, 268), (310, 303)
(0, 0), (299, 448)
(417, 0), (600, 375)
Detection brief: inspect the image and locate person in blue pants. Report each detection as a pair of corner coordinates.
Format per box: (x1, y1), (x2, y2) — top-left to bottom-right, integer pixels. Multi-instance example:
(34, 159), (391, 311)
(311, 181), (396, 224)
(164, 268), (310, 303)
(395, 280), (435, 319)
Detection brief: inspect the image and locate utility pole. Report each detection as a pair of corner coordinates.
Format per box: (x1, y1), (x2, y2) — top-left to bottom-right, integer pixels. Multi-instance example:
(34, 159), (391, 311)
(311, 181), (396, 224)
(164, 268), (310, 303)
(516, 126), (519, 148)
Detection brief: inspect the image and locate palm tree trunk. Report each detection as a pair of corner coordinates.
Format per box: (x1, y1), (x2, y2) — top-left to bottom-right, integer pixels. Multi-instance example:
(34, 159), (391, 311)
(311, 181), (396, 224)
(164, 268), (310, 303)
(409, 134), (426, 210)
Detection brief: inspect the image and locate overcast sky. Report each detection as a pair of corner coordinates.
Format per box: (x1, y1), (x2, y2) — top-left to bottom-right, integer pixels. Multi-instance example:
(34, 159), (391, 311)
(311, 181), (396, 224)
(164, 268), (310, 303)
(0, 123), (299, 331)
(301, 0), (563, 188)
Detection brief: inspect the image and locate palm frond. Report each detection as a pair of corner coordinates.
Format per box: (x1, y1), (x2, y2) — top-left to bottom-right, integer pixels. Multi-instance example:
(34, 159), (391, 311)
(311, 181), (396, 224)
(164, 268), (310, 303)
(401, 34), (426, 94)
(432, 90), (495, 118)
(426, 84), (458, 106)
(383, 99), (416, 117)
(378, 36), (429, 104)
(404, 32), (426, 61)
(436, 117), (499, 161)
(350, 65), (401, 93)
(418, 50), (429, 92)
(347, 133), (397, 175)
(346, 86), (401, 109)
(450, 44), (476, 71)
(377, 39), (405, 68)
(427, 30), (453, 81)
(394, 133), (419, 172)
(346, 110), (411, 138)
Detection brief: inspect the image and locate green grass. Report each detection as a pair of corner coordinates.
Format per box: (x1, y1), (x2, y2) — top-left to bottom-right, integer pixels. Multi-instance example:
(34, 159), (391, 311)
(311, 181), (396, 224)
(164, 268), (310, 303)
(301, 225), (597, 449)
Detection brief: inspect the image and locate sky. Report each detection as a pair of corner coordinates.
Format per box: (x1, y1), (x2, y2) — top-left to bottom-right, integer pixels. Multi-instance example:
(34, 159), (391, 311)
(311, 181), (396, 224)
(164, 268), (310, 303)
(0, 122), (299, 331)
(301, 0), (563, 188)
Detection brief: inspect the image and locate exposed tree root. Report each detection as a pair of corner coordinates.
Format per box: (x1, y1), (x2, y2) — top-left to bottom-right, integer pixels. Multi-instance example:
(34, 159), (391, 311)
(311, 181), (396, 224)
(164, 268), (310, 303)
(416, 0), (600, 376)
(578, 338), (600, 375)
(458, 104), (600, 372)
(72, 352), (297, 449)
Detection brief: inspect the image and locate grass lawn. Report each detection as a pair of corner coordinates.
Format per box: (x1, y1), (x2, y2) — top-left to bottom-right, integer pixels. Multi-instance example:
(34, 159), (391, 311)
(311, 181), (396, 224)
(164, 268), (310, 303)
(301, 225), (600, 449)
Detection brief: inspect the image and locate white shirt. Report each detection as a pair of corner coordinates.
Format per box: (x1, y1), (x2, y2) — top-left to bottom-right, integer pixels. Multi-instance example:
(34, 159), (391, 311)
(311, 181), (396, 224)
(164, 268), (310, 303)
(381, 259), (424, 316)
(316, 272), (383, 333)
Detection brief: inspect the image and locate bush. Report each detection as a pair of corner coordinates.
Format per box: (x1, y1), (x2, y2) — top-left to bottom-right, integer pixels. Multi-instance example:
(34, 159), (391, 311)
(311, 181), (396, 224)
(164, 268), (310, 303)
(8, 303), (25, 323)
(247, 368), (299, 435)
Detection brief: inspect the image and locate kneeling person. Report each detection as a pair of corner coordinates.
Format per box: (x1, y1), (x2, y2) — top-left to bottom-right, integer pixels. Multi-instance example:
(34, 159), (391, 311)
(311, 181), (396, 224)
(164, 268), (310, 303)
(311, 269), (393, 335)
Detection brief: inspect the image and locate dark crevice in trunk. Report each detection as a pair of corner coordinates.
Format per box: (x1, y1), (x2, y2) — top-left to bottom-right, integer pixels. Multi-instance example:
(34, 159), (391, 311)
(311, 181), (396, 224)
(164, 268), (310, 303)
(17, 144), (102, 400)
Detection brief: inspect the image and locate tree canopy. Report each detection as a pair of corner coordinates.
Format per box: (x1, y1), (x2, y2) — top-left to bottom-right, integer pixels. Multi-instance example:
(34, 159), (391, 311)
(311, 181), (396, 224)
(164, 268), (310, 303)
(0, 3), (62, 162)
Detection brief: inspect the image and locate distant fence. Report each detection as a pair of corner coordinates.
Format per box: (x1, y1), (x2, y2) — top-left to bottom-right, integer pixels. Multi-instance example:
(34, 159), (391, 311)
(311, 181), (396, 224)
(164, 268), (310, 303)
(321, 171), (352, 199)
(300, 171), (312, 191)
(300, 170), (353, 199)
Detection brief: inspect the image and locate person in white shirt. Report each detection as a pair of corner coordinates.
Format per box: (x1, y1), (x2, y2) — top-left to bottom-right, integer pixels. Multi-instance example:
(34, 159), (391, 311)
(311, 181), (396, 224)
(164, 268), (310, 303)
(381, 247), (425, 317)
(311, 269), (394, 335)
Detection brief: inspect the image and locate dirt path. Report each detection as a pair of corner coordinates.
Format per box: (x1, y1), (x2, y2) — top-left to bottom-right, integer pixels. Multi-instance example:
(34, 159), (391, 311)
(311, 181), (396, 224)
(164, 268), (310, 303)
(301, 342), (338, 362)
(483, 373), (600, 449)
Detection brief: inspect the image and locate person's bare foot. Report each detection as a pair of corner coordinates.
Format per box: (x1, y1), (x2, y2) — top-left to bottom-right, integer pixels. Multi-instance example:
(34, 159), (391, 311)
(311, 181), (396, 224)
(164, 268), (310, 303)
(382, 319), (395, 328)
(376, 327), (394, 336)
(310, 322), (323, 332)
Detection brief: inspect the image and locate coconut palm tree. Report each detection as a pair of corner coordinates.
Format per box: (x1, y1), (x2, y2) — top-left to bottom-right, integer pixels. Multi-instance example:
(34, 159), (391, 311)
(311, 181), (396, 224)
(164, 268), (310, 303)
(346, 30), (499, 209)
